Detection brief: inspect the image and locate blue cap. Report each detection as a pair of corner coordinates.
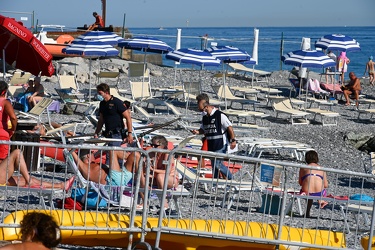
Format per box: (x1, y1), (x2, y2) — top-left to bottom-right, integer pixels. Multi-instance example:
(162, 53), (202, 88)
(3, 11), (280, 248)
(370, 56), (373, 60)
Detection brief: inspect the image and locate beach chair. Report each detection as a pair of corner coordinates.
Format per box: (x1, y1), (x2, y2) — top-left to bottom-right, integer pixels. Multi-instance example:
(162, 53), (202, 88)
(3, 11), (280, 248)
(211, 85), (259, 110)
(58, 74), (79, 90)
(223, 108), (269, 125)
(272, 98), (309, 125)
(176, 160), (262, 209)
(18, 97), (54, 126)
(8, 71), (32, 86)
(7, 85), (25, 102)
(128, 62), (150, 79)
(182, 81), (223, 107)
(227, 63), (270, 84)
(305, 108), (340, 126)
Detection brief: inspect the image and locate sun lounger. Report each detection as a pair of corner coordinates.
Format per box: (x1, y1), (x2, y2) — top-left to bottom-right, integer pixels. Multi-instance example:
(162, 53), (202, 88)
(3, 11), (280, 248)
(227, 63), (270, 83)
(223, 108), (269, 125)
(211, 85), (259, 110)
(18, 97), (54, 126)
(272, 99), (309, 125)
(9, 71), (32, 86)
(305, 108), (340, 126)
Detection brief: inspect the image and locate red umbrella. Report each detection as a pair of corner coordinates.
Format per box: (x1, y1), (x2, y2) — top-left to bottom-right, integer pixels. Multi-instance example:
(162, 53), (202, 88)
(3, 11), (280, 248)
(0, 15), (54, 76)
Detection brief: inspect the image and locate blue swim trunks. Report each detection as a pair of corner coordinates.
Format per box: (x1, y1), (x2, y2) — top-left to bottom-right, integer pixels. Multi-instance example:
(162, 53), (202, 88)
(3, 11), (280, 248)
(106, 168), (132, 186)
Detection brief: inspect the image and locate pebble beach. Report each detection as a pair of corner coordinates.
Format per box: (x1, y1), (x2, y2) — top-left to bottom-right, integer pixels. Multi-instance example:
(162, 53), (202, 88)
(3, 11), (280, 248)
(8, 56), (375, 249)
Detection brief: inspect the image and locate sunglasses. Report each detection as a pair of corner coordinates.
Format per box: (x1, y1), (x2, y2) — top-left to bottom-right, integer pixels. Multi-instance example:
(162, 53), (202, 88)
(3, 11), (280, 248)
(150, 143), (160, 148)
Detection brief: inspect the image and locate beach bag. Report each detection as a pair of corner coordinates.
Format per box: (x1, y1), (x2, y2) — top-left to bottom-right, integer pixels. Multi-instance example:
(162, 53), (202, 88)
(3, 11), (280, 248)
(71, 187), (107, 208)
(349, 194), (374, 202)
(56, 197), (83, 211)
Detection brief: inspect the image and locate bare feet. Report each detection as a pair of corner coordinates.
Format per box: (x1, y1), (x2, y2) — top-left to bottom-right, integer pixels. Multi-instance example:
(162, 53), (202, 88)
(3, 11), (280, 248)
(319, 201), (328, 209)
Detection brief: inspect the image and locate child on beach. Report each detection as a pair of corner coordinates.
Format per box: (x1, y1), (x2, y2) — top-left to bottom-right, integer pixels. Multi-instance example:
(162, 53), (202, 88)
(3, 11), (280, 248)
(298, 150), (329, 218)
(337, 51), (350, 83)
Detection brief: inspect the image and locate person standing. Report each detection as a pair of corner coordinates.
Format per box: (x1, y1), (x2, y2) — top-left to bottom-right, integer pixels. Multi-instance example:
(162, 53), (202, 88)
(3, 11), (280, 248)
(364, 56), (375, 85)
(325, 51), (337, 84)
(342, 72), (361, 108)
(0, 81), (17, 161)
(337, 51), (350, 83)
(192, 93), (236, 180)
(87, 11), (104, 31)
(94, 83), (133, 149)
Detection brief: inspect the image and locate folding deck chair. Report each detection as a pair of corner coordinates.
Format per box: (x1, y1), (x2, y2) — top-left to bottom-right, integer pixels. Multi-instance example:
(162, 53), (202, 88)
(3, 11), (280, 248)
(8, 71), (32, 86)
(18, 97), (54, 126)
(227, 63), (271, 84)
(211, 85), (259, 110)
(272, 98), (309, 125)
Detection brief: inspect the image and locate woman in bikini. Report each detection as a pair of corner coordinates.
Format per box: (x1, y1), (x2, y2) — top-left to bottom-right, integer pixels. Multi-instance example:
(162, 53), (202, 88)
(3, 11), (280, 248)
(298, 150), (329, 217)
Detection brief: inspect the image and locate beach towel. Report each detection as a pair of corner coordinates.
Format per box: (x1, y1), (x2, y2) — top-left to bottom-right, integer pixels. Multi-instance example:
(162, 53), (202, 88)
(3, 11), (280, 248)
(338, 52), (349, 73)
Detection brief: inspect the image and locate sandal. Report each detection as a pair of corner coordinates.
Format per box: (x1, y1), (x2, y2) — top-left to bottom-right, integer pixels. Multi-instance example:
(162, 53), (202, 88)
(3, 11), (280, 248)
(344, 103), (350, 106)
(136, 204), (144, 211)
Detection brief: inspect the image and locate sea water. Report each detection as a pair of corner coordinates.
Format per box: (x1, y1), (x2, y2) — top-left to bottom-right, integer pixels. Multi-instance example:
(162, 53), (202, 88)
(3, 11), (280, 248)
(128, 26), (375, 77)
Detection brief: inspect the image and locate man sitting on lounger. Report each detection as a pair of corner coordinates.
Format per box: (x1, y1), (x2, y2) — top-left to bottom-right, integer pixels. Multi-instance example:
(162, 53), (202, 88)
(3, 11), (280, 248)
(0, 149), (74, 190)
(342, 72), (361, 108)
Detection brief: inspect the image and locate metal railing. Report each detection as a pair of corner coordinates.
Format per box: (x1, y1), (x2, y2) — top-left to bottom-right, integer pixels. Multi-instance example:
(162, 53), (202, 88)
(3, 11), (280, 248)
(0, 140), (373, 249)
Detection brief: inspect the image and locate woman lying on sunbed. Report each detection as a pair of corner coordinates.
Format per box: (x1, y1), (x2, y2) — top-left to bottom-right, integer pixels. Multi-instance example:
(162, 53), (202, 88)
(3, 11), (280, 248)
(0, 149), (74, 190)
(298, 150), (329, 217)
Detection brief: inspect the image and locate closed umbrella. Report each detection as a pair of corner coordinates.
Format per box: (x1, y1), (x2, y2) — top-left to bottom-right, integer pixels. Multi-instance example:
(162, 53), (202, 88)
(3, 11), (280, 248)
(62, 39), (119, 101)
(206, 45), (252, 109)
(282, 49), (336, 107)
(166, 48), (220, 112)
(0, 15), (54, 78)
(118, 36), (173, 98)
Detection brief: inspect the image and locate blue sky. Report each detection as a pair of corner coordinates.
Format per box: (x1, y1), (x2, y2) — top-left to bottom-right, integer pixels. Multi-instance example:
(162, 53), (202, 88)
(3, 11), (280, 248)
(1, 0), (374, 28)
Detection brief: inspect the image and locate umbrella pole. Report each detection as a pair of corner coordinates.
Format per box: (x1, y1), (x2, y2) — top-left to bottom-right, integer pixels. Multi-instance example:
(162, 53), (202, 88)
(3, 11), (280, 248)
(304, 70), (310, 110)
(89, 58), (92, 102)
(251, 65), (255, 87)
(223, 63), (227, 110)
(185, 65), (194, 114)
(142, 49), (147, 100)
(2, 49), (5, 81)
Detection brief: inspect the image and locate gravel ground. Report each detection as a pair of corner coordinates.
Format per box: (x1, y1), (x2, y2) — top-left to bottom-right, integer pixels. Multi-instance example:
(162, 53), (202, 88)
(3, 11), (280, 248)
(9, 57), (375, 249)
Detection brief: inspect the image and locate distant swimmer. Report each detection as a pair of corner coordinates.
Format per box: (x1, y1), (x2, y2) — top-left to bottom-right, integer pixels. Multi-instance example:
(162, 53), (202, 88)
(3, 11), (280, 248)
(364, 56), (375, 85)
(87, 12), (104, 31)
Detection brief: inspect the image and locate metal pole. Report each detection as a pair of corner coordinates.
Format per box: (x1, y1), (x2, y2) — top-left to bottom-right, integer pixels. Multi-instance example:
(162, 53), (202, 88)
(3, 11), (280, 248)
(120, 13), (126, 58)
(2, 49), (5, 81)
(280, 32), (284, 70)
(32, 11), (35, 33)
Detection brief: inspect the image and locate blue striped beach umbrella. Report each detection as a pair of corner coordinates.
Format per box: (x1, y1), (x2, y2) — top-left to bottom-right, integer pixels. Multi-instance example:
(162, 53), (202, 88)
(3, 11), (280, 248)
(315, 34), (360, 52)
(73, 30), (125, 46)
(166, 48), (220, 112)
(63, 40), (119, 101)
(166, 48), (221, 67)
(118, 36), (173, 97)
(205, 46), (254, 109)
(282, 50), (336, 105)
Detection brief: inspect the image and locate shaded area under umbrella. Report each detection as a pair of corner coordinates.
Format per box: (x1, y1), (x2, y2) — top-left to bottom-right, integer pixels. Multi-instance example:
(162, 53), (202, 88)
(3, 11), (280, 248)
(166, 48), (220, 112)
(118, 36), (173, 99)
(206, 45), (253, 109)
(0, 15), (54, 78)
(282, 49), (336, 108)
(62, 39), (119, 102)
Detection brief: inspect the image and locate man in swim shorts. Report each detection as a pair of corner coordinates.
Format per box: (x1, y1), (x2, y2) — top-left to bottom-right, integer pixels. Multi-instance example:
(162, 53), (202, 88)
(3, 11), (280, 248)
(364, 56), (375, 85)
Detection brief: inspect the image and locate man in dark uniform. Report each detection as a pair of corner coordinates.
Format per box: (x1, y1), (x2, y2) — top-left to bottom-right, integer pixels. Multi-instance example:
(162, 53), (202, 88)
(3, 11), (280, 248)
(191, 93), (236, 179)
(94, 83), (133, 146)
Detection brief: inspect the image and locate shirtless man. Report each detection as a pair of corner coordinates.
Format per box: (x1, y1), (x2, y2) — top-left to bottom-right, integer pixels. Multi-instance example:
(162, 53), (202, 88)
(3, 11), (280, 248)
(343, 72), (361, 108)
(364, 56), (375, 85)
